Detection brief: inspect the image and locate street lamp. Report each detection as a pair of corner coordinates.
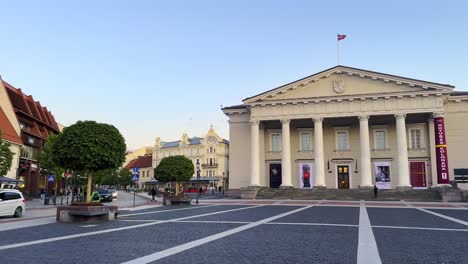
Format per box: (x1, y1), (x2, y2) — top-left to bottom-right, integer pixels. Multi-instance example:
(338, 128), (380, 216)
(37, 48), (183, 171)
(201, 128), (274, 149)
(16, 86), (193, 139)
(196, 159), (200, 204)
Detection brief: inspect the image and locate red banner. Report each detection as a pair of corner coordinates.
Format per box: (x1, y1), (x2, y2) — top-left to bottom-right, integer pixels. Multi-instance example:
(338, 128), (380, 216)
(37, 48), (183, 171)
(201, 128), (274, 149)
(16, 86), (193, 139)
(434, 117), (449, 184)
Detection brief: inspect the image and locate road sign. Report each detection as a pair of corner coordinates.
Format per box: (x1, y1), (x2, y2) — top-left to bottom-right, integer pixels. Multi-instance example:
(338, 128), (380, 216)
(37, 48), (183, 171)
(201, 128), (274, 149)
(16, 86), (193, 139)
(133, 167), (139, 173)
(47, 175), (55, 183)
(131, 174), (139, 182)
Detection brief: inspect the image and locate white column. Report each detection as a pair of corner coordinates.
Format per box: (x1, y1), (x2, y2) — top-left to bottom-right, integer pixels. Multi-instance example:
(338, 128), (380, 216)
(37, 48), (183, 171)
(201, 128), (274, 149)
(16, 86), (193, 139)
(314, 117), (326, 188)
(250, 120), (260, 186)
(395, 114), (411, 188)
(281, 119), (293, 187)
(428, 117), (438, 187)
(359, 115), (373, 188)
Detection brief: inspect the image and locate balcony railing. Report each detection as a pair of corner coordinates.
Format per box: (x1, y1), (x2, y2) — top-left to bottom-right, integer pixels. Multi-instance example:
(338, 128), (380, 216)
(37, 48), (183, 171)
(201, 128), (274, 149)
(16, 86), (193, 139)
(202, 163), (218, 168)
(20, 145), (40, 161)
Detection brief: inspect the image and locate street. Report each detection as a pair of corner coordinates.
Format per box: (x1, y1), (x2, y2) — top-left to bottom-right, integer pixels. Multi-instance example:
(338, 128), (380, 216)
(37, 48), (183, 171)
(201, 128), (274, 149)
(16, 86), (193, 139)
(0, 200), (467, 263)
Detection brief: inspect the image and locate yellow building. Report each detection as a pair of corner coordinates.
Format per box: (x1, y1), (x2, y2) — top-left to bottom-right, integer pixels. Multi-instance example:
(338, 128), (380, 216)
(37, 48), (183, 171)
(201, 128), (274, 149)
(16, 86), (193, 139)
(223, 65), (468, 191)
(124, 146), (153, 168)
(152, 127), (229, 189)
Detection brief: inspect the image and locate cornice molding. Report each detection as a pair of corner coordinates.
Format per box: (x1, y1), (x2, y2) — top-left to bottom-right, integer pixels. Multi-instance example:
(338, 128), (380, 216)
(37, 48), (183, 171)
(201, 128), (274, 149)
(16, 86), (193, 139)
(248, 91), (449, 108)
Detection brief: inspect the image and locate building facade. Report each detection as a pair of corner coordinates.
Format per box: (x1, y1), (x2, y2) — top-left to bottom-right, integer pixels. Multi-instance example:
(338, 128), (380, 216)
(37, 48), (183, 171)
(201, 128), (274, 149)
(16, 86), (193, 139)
(1, 79), (60, 195)
(152, 127), (229, 188)
(223, 66), (468, 190)
(125, 154), (153, 189)
(124, 147), (153, 168)
(0, 79), (22, 184)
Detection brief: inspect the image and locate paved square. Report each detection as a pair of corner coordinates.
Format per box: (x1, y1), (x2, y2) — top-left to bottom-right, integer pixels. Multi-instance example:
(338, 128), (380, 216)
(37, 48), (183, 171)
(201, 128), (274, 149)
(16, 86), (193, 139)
(0, 201), (467, 264)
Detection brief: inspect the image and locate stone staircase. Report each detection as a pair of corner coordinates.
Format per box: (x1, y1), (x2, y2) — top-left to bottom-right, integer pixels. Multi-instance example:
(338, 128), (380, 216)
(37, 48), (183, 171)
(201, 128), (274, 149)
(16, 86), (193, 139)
(255, 188), (443, 202)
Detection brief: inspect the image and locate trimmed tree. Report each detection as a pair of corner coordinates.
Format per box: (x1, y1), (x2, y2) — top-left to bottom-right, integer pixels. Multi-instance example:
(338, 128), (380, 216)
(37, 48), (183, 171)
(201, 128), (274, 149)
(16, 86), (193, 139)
(37, 133), (64, 194)
(52, 121), (126, 202)
(0, 131), (14, 177)
(154, 156), (194, 195)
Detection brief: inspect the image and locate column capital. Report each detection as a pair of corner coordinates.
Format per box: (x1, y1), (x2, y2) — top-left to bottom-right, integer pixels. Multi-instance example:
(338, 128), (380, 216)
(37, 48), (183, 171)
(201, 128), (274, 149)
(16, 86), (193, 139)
(432, 112), (445, 118)
(395, 113), (406, 119)
(358, 115), (369, 121)
(250, 120), (260, 125)
(313, 117), (323, 123)
(281, 119), (291, 124)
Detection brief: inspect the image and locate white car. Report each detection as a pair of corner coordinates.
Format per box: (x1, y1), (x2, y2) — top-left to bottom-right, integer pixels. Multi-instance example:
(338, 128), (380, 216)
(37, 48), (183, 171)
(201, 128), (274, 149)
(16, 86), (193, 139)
(0, 189), (26, 218)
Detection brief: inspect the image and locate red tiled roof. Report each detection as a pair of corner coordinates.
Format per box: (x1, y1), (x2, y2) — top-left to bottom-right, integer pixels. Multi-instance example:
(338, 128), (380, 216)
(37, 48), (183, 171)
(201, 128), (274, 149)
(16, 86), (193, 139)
(125, 155), (153, 169)
(0, 106), (22, 145)
(2, 80), (59, 135)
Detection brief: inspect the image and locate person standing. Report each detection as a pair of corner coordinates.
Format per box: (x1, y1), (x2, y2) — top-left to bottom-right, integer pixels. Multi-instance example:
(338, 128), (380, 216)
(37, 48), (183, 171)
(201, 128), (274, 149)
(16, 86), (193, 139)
(374, 185), (379, 199)
(151, 187), (156, 201)
(40, 188), (45, 201)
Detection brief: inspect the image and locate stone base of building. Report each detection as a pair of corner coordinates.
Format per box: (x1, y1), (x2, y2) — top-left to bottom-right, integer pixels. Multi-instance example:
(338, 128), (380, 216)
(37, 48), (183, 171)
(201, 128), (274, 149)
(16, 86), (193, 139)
(396, 185), (413, 190)
(313, 186), (328, 190)
(358, 185), (374, 190)
(279, 185), (295, 189)
(241, 186), (263, 199)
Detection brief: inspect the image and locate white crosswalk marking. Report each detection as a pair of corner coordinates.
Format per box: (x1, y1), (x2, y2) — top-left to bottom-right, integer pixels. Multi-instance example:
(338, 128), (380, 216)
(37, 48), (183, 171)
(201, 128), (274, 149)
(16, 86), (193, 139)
(357, 201), (382, 264)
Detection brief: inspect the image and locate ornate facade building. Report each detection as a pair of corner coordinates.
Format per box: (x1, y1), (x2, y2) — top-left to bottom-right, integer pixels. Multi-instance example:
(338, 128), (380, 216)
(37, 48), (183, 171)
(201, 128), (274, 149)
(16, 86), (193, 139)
(152, 127), (229, 188)
(223, 66), (468, 191)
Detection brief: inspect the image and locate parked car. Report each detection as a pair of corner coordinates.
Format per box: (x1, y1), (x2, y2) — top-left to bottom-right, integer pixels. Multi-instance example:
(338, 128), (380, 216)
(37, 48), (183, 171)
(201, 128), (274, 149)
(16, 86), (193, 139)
(97, 189), (113, 202)
(0, 189), (26, 218)
(108, 188), (118, 199)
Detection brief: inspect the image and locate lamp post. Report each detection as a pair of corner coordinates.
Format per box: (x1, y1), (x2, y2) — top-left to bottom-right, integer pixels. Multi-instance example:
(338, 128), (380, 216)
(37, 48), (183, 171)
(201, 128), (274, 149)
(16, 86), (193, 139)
(196, 160), (200, 204)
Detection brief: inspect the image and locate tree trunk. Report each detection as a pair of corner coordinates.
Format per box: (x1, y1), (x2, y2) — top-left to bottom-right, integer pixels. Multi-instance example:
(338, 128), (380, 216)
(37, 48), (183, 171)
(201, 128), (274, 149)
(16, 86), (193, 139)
(86, 174), (93, 202)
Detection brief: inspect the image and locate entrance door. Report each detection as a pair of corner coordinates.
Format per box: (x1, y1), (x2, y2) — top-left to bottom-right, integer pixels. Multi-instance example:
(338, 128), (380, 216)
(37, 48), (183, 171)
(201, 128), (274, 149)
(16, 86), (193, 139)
(269, 164), (282, 188)
(410, 162), (427, 188)
(337, 165), (350, 189)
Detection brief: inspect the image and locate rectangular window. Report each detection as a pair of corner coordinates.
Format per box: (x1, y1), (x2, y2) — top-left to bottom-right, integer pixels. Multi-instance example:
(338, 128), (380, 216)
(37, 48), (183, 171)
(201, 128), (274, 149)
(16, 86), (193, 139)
(374, 130), (386, 150)
(410, 129), (421, 149)
(300, 132), (311, 151)
(336, 131), (348, 151)
(271, 133), (282, 152)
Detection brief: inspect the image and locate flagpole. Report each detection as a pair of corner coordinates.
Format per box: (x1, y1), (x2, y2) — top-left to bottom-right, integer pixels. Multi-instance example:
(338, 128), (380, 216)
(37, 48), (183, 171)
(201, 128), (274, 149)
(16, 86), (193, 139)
(337, 37), (340, 65)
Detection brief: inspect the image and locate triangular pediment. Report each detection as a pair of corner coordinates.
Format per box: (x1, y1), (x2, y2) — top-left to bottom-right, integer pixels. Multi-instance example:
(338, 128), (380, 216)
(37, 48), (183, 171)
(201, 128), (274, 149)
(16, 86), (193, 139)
(243, 66), (454, 104)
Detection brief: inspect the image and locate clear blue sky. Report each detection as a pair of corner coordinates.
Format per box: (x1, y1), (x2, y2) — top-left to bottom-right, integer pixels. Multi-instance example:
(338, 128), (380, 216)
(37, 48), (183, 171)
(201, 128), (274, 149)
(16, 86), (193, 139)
(1, 0), (467, 150)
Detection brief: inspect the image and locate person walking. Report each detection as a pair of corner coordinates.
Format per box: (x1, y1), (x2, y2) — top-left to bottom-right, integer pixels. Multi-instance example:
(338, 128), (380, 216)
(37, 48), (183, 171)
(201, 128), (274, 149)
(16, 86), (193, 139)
(374, 184), (379, 199)
(151, 187), (156, 201)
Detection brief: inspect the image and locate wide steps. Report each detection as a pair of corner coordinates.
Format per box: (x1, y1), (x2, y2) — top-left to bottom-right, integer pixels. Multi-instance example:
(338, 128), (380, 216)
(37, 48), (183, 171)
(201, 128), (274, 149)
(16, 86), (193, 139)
(256, 188), (442, 201)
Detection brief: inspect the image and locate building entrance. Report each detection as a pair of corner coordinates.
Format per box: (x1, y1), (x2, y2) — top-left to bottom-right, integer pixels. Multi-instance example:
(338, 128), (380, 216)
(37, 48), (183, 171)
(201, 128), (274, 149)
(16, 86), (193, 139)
(410, 162), (427, 188)
(337, 165), (350, 189)
(269, 163), (282, 188)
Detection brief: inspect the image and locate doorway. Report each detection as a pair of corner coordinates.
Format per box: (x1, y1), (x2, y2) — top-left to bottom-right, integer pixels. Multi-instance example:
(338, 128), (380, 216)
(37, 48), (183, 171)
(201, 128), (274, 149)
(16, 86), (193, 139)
(337, 165), (350, 189)
(269, 163), (282, 188)
(410, 162), (427, 188)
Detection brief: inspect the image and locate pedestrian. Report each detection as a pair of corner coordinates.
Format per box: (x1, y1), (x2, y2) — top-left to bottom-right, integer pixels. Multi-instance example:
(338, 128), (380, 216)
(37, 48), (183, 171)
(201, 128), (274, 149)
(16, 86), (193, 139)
(218, 186), (222, 193)
(374, 184), (379, 199)
(40, 188), (45, 201)
(199, 187), (202, 196)
(211, 187), (215, 195)
(151, 187), (156, 201)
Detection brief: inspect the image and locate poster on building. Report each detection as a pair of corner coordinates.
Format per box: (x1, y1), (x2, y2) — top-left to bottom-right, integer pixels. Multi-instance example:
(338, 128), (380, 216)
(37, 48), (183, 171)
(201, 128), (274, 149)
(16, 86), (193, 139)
(434, 117), (450, 184)
(374, 161), (391, 189)
(298, 163), (313, 188)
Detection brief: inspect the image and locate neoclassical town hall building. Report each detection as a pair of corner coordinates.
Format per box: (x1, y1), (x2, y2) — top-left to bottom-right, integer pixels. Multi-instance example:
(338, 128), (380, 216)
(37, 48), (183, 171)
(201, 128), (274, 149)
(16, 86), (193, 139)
(223, 66), (468, 191)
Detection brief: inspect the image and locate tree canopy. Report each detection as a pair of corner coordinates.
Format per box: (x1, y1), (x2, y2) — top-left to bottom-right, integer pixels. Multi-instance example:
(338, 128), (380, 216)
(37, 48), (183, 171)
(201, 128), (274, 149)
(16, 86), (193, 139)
(154, 156), (194, 184)
(38, 133), (64, 177)
(52, 121), (126, 172)
(0, 131), (14, 176)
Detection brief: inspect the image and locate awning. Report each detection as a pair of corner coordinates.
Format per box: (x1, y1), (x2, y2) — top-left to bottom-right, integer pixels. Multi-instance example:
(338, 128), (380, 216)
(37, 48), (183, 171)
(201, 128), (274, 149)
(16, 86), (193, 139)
(189, 176), (219, 182)
(0, 176), (24, 183)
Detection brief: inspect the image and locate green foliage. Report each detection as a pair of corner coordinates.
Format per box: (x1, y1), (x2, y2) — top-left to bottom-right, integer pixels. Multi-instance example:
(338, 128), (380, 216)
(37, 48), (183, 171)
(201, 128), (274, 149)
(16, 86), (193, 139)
(37, 133), (64, 177)
(0, 131), (14, 176)
(117, 168), (132, 187)
(52, 121), (126, 173)
(93, 168), (118, 185)
(154, 156), (194, 184)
